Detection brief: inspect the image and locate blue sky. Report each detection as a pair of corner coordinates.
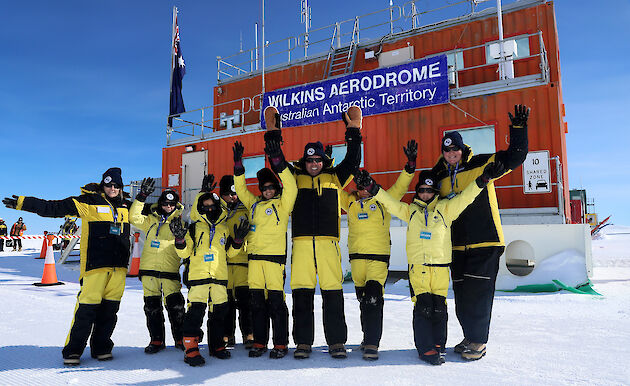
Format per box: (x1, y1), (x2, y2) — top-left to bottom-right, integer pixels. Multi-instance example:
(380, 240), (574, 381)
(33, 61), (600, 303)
(0, 0), (627, 234)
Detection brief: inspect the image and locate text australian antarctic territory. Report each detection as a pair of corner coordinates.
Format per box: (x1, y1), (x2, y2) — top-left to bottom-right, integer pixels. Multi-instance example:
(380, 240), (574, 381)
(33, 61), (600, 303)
(261, 55), (449, 128)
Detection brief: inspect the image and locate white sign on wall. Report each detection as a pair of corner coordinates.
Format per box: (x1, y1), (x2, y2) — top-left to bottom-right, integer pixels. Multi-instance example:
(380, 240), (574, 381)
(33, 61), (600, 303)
(523, 150), (551, 194)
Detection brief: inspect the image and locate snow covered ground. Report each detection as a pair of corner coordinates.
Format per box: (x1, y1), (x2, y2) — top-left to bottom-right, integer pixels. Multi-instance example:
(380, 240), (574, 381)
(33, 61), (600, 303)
(0, 226), (629, 385)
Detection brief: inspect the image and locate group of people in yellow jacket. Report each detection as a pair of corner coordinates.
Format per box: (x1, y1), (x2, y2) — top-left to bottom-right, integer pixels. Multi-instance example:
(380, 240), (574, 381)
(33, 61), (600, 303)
(2, 103), (529, 367)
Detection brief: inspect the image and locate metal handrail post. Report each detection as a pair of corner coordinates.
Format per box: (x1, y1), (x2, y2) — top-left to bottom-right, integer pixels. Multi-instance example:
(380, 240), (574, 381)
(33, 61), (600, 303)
(551, 156), (566, 223)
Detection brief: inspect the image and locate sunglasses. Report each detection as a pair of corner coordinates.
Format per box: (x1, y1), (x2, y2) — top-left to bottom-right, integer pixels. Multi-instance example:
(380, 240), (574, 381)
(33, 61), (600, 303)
(443, 146), (461, 152)
(161, 202), (176, 207)
(260, 185), (276, 192)
(103, 183), (121, 189)
(416, 187), (435, 193)
(305, 157), (323, 164)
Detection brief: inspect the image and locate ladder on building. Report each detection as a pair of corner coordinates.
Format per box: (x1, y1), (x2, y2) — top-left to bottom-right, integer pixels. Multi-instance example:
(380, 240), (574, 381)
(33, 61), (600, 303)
(324, 17), (359, 79)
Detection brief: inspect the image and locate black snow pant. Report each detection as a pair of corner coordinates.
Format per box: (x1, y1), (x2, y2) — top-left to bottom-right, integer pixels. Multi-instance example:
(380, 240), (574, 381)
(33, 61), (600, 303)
(355, 280), (384, 347)
(225, 286), (253, 340)
(62, 300), (121, 358)
(182, 302), (206, 339)
(251, 289), (289, 347)
(412, 293), (447, 354)
(207, 303), (229, 352)
(451, 246), (504, 344)
(292, 288), (347, 346)
(144, 293), (185, 344)
(0, 239), (4, 251)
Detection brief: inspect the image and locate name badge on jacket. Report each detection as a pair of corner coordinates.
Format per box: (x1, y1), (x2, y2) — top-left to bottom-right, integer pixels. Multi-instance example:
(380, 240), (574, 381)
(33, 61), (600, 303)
(357, 213), (368, 220)
(109, 224), (121, 235)
(204, 254), (215, 262)
(420, 231), (432, 240)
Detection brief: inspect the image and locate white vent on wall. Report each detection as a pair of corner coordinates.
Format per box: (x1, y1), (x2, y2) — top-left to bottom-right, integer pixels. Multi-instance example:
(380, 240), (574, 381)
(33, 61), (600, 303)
(378, 46), (414, 67)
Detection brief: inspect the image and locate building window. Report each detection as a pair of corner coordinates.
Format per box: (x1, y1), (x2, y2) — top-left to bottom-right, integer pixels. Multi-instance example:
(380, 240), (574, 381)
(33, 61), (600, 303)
(485, 37), (530, 64)
(243, 155), (265, 179)
(330, 144), (364, 168)
(444, 125), (496, 154)
(447, 51), (464, 70)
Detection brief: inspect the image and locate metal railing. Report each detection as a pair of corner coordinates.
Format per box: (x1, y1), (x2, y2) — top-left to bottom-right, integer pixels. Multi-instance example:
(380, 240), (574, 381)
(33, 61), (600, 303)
(215, 0), (518, 81)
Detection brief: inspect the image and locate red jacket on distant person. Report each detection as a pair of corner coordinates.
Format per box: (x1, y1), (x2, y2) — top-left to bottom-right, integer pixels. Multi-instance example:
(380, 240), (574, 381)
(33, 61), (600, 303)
(10, 221), (26, 236)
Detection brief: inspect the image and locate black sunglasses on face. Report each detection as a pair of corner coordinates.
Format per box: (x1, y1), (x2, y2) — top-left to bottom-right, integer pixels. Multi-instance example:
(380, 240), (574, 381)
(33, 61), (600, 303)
(161, 202), (176, 207)
(305, 157), (323, 164)
(104, 183), (121, 189)
(443, 146), (461, 152)
(261, 185), (276, 192)
(416, 188), (435, 193)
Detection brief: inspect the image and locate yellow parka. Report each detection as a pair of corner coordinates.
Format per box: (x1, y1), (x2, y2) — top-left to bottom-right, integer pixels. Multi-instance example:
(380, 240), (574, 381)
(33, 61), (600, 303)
(374, 181), (483, 266)
(129, 200), (184, 278)
(340, 170), (414, 259)
(220, 199), (249, 265)
(176, 193), (240, 285)
(234, 167), (297, 263)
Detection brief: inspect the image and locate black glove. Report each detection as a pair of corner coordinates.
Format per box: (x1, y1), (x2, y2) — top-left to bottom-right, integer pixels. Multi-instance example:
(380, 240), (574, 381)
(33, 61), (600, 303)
(233, 141), (245, 176)
(169, 216), (189, 246)
(324, 145), (333, 159)
(354, 170), (380, 196)
(201, 174), (216, 193)
(136, 177), (155, 201)
(233, 218), (250, 246)
(476, 161), (506, 187)
(403, 139), (418, 173)
(265, 139), (286, 169)
(2, 195), (18, 209)
(508, 104), (530, 128)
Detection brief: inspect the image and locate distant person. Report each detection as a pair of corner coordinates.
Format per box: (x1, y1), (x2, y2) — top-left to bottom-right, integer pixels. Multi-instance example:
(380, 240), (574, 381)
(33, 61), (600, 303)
(129, 179), (186, 355)
(232, 137), (297, 359)
(431, 104), (530, 360)
(3, 168), (132, 366)
(263, 105), (363, 359)
(219, 174), (254, 349)
(0, 218), (7, 252)
(356, 164), (505, 365)
(338, 140), (416, 361)
(10, 217), (26, 251)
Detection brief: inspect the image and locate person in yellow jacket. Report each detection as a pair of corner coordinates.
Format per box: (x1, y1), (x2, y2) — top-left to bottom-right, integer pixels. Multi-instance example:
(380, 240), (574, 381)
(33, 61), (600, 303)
(430, 105), (529, 360)
(218, 174), (254, 349)
(356, 163), (505, 365)
(232, 137), (297, 359)
(170, 189), (249, 366)
(3, 167), (131, 366)
(339, 140), (417, 361)
(262, 105), (363, 359)
(129, 179), (186, 354)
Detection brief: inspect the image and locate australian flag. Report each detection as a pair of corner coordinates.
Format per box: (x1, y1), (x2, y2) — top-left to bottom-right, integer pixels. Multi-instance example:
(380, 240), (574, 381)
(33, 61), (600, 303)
(169, 15), (185, 126)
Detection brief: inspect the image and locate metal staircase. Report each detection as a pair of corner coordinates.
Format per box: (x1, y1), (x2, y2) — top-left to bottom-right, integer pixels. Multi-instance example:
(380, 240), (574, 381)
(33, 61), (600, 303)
(324, 18), (359, 79)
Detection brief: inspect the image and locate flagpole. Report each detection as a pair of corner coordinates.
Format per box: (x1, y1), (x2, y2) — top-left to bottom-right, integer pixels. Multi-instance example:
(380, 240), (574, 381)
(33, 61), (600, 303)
(261, 0), (265, 96)
(169, 6), (177, 127)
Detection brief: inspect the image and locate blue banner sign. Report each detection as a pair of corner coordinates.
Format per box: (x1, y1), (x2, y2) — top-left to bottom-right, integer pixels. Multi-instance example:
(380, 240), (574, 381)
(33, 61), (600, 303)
(261, 54), (449, 128)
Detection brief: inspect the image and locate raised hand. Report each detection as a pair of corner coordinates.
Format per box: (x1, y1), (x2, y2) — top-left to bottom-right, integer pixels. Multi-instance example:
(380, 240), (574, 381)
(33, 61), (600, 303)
(354, 170), (380, 196)
(201, 174), (216, 193)
(403, 139), (418, 173)
(508, 104), (530, 128)
(169, 216), (189, 241)
(136, 177), (155, 201)
(476, 161), (506, 187)
(233, 218), (250, 244)
(264, 106), (282, 130)
(233, 141), (244, 164)
(342, 105), (362, 129)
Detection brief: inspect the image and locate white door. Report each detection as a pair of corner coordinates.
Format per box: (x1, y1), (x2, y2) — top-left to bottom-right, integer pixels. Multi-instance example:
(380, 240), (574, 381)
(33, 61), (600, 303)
(181, 150), (207, 219)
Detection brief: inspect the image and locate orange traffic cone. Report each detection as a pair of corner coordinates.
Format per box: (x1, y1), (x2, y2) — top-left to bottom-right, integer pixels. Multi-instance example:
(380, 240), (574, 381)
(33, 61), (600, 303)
(34, 234), (64, 286)
(127, 232), (141, 277)
(37, 231), (48, 259)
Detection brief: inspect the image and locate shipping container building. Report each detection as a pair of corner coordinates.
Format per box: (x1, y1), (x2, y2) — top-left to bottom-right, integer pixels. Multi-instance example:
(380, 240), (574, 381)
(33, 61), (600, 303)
(163, 0), (569, 226)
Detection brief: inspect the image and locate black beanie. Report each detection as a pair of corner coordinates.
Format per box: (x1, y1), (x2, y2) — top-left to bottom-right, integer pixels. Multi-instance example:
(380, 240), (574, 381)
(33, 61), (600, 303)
(257, 168), (280, 192)
(303, 141), (328, 160)
(441, 131), (465, 152)
(158, 190), (179, 206)
(415, 170), (438, 193)
(101, 167), (123, 187)
(220, 175), (236, 196)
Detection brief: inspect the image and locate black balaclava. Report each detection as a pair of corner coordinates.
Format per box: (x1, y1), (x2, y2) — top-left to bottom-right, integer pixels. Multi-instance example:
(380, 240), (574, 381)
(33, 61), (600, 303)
(198, 192), (222, 223)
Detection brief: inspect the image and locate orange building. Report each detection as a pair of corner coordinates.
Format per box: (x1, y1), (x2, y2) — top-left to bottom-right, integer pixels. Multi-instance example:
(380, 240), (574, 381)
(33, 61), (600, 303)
(163, 0), (568, 226)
